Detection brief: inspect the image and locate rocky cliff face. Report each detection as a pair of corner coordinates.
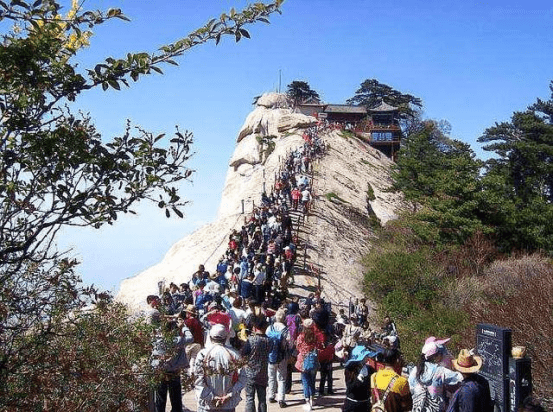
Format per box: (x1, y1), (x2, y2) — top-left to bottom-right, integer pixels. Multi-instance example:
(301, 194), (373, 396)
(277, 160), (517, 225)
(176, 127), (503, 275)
(116, 93), (402, 311)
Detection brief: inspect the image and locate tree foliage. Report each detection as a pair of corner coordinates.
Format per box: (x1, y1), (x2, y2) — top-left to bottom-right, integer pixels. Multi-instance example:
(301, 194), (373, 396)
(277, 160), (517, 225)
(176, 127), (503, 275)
(0, 0), (282, 409)
(392, 119), (485, 244)
(347, 78), (423, 119)
(286, 80), (320, 106)
(478, 81), (553, 251)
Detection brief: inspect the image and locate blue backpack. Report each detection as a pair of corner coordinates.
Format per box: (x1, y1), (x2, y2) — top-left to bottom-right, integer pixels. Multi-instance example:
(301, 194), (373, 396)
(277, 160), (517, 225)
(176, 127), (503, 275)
(195, 292), (212, 311)
(266, 324), (288, 364)
(303, 349), (319, 372)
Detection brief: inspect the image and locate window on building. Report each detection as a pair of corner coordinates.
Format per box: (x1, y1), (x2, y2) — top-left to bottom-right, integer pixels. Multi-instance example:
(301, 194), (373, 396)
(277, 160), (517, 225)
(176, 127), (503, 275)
(372, 132), (393, 141)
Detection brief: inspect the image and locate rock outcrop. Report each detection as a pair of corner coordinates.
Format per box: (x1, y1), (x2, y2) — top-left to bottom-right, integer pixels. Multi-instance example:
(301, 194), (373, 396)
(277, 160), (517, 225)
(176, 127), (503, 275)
(116, 93), (403, 311)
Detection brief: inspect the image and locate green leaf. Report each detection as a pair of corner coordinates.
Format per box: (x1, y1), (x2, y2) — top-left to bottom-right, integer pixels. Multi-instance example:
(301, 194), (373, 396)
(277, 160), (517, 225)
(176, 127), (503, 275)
(29, 19), (40, 30)
(239, 28), (250, 39)
(165, 208), (170, 218)
(108, 79), (120, 90)
(11, 0), (29, 9)
(172, 207), (183, 218)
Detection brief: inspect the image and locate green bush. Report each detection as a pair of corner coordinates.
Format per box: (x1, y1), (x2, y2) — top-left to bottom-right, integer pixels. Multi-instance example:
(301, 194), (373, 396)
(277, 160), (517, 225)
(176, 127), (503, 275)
(363, 231), (469, 364)
(399, 305), (469, 363)
(366, 183), (376, 201)
(325, 192), (348, 204)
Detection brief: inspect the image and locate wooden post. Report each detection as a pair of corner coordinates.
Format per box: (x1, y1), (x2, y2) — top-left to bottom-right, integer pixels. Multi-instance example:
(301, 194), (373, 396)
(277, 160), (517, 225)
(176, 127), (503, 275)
(303, 242), (307, 271)
(318, 265), (321, 291)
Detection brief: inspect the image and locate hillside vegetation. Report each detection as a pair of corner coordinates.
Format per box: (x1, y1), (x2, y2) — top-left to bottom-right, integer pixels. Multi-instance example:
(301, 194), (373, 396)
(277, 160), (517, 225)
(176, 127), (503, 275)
(362, 82), (553, 409)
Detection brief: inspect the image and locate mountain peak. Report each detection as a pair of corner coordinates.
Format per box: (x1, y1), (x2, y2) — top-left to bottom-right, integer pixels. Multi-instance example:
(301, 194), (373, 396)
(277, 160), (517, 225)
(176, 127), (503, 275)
(116, 95), (402, 311)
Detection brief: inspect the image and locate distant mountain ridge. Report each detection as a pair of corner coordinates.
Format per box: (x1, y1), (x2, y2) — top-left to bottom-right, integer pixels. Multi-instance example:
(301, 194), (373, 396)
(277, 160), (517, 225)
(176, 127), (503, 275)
(116, 93), (403, 311)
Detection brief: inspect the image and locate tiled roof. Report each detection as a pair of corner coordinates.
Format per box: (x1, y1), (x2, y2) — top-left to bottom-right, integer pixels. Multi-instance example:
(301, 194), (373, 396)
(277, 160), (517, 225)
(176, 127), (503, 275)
(369, 101), (398, 112)
(323, 105), (367, 114)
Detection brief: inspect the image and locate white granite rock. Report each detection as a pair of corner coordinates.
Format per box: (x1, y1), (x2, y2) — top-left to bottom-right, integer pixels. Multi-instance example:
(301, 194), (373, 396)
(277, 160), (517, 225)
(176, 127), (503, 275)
(115, 93), (404, 312)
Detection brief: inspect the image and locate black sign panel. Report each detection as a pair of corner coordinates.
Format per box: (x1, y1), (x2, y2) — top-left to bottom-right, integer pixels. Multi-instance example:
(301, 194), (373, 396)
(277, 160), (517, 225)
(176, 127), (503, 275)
(476, 323), (512, 411)
(509, 357), (532, 412)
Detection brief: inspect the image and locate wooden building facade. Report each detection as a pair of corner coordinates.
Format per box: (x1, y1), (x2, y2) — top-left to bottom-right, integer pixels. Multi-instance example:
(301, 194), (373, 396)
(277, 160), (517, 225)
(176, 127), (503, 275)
(296, 101), (402, 160)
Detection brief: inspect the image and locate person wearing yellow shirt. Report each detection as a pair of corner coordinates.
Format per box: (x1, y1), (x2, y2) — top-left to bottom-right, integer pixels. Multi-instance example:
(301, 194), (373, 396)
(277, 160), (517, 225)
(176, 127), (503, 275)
(371, 349), (412, 412)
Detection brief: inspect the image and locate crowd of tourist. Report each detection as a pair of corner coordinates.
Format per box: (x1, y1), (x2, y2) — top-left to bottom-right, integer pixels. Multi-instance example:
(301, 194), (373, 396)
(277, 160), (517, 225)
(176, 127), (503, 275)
(143, 123), (499, 412)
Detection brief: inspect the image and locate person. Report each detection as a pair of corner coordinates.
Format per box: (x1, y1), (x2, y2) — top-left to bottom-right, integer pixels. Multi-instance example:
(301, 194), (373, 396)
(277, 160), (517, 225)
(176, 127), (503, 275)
(295, 319), (323, 411)
(408, 337), (463, 412)
(240, 274), (254, 300)
(169, 282), (185, 307)
(194, 324), (246, 412)
(300, 188), (311, 213)
(285, 302), (301, 394)
(229, 296), (247, 344)
(190, 264), (207, 288)
(177, 310), (201, 374)
(203, 302), (232, 331)
(371, 348), (412, 412)
(252, 264), (266, 304)
(206, 273), (222, 295)
(266, 309), (290, 408)
(183, 305), (205, 347)
(241, 314), (270, 412)
(162, 291), (179, 315)
(355, 298), (369, 327)
(151, 320), (189, 412)
(342, 345), (374, 412)
(146, 295), (161, 325)
(447, 349), (493, 412)
(382, 315), (397, 337)
(341, 317), (363, 357)
(291, 187), (301, 210)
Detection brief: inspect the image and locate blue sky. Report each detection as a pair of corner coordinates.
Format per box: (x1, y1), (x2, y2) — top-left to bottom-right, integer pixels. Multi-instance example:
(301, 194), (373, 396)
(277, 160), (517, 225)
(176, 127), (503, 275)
(55, 0), (553, 292)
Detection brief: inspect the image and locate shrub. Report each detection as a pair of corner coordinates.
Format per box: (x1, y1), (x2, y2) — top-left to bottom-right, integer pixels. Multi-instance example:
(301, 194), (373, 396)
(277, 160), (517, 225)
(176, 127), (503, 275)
(325, 192), (348, 204)
(460, 254), (553, 410)
(366, 183), (376, 201)
(1, 301), (155, 411)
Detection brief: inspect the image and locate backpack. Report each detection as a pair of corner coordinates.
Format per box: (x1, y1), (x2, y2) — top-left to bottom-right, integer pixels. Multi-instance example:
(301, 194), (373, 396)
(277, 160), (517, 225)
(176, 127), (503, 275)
(266, 324), (288, 364)
(285, 314), (300, 342)
(371, 374), (398, 412)
(302, 349), (319, 372)
(195, 292), (212, 311)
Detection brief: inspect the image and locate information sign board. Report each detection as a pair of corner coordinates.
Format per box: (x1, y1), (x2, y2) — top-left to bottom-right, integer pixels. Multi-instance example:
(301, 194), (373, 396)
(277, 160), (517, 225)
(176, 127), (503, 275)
(476, 323), (512, 411)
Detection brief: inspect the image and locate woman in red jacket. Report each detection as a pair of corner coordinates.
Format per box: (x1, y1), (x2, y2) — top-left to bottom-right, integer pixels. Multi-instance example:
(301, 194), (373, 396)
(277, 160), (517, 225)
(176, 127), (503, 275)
(295, 319), (323, 411)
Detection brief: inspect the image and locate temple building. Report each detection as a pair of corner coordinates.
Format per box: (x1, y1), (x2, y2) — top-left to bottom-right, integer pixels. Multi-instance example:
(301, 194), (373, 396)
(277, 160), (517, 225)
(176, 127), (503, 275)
(296, 100), (402, 160)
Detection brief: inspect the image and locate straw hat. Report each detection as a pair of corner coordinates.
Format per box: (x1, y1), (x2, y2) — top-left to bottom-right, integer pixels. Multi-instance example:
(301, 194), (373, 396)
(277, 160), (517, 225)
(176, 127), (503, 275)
(452, 349), (483, 374)
(185, 304), (197, 317)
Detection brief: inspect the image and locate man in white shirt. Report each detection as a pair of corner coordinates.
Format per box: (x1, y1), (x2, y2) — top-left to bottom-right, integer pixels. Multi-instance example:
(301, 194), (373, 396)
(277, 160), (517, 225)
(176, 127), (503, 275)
(194, 325), (246, 412)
